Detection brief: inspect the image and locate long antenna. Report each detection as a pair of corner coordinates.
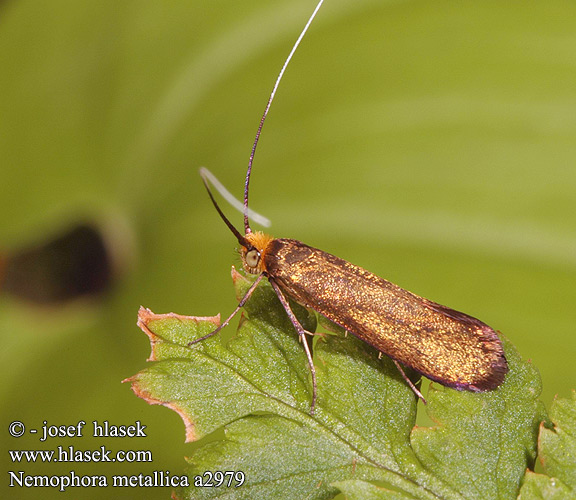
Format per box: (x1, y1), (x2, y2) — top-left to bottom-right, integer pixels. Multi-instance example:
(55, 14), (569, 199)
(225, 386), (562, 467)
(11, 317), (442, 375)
(243, 0), (325, 233)
(201, 175), (249, 248)
(200, 167), (271, 227)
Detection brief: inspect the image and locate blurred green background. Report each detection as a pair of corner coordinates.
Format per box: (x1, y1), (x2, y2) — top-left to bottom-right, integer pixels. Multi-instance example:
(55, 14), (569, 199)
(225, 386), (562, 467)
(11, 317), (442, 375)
(1, 0), (575, 498)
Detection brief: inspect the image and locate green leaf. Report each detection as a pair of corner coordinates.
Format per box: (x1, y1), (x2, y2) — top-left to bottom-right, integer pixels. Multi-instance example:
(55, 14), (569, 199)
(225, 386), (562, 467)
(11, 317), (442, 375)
(518, 392), (576, 500)
(518, 471), (575, 500)
(129, 270), (546, 500)
(539, 392), (576, 490)
(332, 479), (414, 500)
(411, 337), (546, 499)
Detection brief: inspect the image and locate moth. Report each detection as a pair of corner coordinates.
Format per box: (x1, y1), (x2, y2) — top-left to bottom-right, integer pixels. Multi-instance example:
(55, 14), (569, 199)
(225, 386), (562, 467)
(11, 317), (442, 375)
(190, 0), (508, 414)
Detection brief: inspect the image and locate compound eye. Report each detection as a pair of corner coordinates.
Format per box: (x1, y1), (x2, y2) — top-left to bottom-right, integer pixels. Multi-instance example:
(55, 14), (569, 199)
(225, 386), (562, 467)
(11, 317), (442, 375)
(245, 249), (260, 269)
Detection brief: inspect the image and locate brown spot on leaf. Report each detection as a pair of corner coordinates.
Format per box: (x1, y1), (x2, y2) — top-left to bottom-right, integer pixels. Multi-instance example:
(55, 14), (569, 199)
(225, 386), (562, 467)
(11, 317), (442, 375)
(137, 306), (220, 361)
(124, 376), (198, 442)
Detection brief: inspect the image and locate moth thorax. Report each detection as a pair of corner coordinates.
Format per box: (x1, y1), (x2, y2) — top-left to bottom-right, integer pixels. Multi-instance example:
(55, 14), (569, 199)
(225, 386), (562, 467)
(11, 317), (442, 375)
(241, 231), (274, 274)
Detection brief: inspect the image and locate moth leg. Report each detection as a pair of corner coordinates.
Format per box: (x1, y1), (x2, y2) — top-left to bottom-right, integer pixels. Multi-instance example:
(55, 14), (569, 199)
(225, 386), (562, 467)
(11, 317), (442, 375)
(301, 329), (317, 338)
(188, 273), (265, 346)
(269, 279), (317, 415)
(392, 360), (427, 404)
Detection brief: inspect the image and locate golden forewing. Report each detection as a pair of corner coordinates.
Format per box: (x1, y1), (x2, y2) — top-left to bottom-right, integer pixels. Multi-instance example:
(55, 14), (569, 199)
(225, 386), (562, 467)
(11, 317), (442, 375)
(264, 238), (508, 391)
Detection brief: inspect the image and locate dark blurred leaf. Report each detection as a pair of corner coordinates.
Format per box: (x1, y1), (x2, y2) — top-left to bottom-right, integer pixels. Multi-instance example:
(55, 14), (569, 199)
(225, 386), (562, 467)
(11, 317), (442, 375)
(1, 224), (112, 303)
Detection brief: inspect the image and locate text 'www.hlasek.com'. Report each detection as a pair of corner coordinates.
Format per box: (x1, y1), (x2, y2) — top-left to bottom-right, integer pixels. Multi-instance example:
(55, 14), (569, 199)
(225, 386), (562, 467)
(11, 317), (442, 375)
(7, 419), (245, 492)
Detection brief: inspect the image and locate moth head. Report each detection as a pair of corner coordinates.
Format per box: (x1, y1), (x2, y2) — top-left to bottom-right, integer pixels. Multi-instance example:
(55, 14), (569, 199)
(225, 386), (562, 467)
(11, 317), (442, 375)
(241, 231), (273, 274)
(199, 172), (273, 275)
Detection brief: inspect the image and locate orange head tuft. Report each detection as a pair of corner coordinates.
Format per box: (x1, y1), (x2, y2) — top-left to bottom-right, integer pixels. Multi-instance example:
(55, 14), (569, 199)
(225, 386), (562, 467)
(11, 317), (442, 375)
(241, 231), (274, 274)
